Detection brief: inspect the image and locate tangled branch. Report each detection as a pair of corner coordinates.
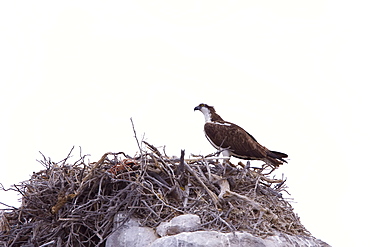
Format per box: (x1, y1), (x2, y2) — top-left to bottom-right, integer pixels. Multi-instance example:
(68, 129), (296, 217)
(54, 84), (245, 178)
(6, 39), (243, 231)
(0, 143), (309, 246)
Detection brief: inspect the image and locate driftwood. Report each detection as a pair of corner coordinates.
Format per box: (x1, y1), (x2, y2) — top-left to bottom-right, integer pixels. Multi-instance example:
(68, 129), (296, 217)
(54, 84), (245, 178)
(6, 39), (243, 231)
(0, 143), (309, 246)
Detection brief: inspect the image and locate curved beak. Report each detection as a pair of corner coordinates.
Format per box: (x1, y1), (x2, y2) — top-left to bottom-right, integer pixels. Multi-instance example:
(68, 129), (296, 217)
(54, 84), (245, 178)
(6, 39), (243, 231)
(194, 105), (201, 111)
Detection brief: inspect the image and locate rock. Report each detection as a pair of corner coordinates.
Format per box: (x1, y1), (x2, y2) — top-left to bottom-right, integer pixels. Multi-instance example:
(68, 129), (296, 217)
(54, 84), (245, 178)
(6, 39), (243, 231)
(156, 214), (201, 237)
(106, 214), (158, 247)
(264, 232), (331, 247)
(150, 231), (330, 247)
(106, 213), (331, 247)
(150, 231), (229, 247)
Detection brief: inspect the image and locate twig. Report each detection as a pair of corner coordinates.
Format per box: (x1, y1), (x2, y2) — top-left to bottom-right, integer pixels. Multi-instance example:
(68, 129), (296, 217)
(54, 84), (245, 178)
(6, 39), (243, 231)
(130, 117), (142, 157)
(59, 146), (75, 166)
(211, 212), (235, 232)
(40, 240), (55, 247)
(176, 149), (185, 177)
(183, 161), (219, 207)
(143, 141), (161, 157)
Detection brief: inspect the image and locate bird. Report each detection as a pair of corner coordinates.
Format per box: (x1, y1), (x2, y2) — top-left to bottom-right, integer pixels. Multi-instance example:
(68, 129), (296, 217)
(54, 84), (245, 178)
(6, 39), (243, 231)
(194, 103), (288, 167)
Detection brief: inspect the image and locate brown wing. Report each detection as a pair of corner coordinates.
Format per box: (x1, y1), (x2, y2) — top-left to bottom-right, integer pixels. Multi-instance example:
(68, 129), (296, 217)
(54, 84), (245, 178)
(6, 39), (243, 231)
(204, 121), (268, 159)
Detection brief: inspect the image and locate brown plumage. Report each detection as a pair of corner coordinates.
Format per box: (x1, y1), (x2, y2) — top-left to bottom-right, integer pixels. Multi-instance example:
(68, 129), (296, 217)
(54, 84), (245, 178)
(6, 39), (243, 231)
(194, 103), (288, 167)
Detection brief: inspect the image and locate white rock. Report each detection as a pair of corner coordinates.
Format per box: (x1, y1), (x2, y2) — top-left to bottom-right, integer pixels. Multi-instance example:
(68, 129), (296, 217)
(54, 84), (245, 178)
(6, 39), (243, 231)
(156, 214), (201, 237)
(106, 213), (331, 247)
(150, 231), (263, 247)
(106, 214), (158, 247)
(149, 230), (330, 247)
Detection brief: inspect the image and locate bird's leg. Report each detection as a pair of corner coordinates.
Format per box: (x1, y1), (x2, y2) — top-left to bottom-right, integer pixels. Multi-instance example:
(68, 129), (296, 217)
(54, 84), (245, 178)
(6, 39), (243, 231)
(221, 150), (231, 162)
(221, 150), (231, 176)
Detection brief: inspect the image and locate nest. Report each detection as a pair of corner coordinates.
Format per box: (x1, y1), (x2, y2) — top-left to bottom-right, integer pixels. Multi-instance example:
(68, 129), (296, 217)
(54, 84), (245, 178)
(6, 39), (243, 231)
(0, 143), (310, 247)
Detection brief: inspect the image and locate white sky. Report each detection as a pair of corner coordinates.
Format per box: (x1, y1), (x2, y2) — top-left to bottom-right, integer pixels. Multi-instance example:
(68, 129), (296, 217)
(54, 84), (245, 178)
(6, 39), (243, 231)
(1, 1), (369, 246)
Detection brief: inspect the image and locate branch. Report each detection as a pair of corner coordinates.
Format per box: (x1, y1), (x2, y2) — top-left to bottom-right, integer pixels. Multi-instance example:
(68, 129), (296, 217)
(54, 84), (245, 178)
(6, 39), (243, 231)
(183, 161), (219, 207)
(130, 117), (142, 156)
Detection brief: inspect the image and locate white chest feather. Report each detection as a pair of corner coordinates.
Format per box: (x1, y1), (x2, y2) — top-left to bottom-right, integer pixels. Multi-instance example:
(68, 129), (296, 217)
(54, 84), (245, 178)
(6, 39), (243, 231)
(200, 107), (212, 122)
(213, 122), (231, 126)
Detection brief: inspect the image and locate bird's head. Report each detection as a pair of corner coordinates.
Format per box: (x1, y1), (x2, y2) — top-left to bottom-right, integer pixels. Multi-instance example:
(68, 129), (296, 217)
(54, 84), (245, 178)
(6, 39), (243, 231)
(194, 103), (222, 122)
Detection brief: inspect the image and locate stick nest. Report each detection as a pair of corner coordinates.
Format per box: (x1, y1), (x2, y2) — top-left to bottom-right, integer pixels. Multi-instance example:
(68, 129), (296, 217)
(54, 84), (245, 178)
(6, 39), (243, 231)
(0, 144), (310, 246)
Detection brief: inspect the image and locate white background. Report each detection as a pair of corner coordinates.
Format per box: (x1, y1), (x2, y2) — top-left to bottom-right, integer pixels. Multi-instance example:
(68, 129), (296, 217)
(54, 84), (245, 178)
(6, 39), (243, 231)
(1, 1), (369, 246)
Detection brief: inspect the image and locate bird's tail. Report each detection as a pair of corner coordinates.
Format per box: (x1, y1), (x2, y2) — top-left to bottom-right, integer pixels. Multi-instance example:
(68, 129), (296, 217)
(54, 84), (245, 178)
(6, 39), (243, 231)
(267, 151), (288, 166)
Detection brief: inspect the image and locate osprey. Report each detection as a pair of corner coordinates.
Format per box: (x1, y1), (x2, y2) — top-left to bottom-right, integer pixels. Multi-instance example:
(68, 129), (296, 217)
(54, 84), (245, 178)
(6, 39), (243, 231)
(194, 103), (288, 167)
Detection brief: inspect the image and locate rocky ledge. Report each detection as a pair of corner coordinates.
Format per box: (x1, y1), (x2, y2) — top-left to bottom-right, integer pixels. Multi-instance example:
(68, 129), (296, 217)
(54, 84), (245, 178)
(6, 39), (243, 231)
(106, 213), (330, 247)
